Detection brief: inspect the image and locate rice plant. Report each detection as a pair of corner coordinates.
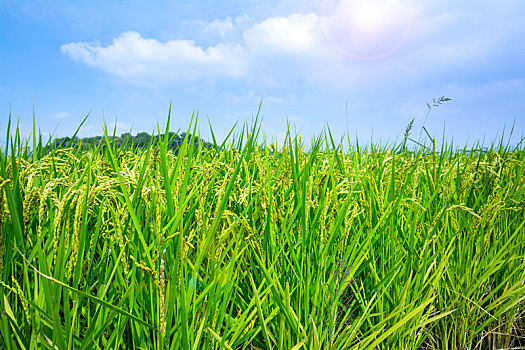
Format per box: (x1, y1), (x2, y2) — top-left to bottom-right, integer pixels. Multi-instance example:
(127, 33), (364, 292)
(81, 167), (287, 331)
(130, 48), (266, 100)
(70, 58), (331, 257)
(0, 108), (524, 349)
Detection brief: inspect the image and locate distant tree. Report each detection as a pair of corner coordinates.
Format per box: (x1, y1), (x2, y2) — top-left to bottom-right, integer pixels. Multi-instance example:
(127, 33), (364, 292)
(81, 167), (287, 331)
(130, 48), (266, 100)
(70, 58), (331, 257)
(44, 130), (212, 154)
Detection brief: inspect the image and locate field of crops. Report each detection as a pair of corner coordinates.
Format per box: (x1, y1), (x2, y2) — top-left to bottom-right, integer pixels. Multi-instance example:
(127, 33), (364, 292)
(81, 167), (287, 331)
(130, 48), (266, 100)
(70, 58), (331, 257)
(1, 115), (524, 349)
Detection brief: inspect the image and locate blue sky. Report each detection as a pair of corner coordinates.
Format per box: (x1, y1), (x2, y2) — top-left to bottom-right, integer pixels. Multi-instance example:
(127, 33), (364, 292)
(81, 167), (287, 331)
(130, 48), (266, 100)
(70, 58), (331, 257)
(1, 0), (524, 148)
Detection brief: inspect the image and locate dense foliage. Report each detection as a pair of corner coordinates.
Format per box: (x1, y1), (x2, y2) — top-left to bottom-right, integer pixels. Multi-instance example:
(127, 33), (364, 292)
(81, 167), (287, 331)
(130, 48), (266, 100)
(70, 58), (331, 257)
(47, 131), (212, 153)
(0, 116), (524, 349)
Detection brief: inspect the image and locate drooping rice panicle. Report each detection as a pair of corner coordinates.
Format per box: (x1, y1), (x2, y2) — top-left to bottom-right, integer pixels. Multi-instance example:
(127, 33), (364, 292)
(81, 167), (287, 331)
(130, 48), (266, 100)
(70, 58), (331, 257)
(0, 112), (523, 349)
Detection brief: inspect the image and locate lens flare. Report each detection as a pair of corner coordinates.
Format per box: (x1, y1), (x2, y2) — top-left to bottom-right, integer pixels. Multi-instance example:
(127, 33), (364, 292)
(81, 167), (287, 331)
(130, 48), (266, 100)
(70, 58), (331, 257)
(322, 0), (413, 61)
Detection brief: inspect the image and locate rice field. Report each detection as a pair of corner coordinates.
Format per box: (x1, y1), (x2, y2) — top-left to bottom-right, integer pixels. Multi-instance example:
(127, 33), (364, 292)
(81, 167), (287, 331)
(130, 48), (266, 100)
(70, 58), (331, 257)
(1, 112), (524, 349)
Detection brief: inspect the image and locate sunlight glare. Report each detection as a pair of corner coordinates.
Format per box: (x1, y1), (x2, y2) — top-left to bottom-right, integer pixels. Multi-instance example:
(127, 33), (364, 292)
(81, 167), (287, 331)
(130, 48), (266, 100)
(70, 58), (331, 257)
(322, 0), (413, 61)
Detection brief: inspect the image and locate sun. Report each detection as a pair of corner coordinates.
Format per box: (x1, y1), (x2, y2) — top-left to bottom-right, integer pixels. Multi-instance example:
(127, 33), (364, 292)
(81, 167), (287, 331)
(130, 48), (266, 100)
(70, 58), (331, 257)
(352, 2), (385, 29)
(322, 0), (413, 61)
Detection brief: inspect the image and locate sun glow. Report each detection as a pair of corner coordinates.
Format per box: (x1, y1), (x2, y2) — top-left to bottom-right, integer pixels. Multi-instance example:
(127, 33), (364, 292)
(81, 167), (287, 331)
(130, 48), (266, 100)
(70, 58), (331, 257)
(322, 0), (413, 61)
(352, 2), (386, 30)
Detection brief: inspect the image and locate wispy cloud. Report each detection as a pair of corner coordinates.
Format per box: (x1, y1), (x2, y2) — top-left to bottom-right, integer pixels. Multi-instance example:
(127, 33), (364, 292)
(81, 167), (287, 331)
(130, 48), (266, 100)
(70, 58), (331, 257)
(48, 111), (71, 119)
(200, 17), (236, 38)
(105, 121), (134, 136)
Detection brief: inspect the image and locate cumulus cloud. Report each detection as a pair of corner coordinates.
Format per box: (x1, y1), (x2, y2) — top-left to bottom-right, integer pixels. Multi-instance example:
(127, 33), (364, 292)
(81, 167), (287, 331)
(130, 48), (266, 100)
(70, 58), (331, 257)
(61, 31), (248, 84)
(61, 13), (335, 85)
(60, 2), (525, 90)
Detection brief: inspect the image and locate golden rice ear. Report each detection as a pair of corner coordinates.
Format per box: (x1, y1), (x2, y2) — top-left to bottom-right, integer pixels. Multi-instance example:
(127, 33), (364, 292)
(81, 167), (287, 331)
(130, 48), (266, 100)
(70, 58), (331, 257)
(3, 107), (523, 349)
(22, 187), (40, 236)
(159, 248), (167, 339)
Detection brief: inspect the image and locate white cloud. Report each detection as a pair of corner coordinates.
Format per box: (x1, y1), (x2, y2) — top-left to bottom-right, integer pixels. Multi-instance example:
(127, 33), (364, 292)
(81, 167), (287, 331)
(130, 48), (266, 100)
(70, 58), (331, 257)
(235, 13), (252, 30)
(48, 111), (71, 119)
(60, 13), (335, 86)
(61, 31), (248, 84)
(60, 2), (525, 91)
(220, 90), (297, 105)
(74, 121), (134, 139)
(76, 124), (97, 138)
(201, 17), (235, 38)
(242, 13), (321, 54)
(105, 121), (133, 136)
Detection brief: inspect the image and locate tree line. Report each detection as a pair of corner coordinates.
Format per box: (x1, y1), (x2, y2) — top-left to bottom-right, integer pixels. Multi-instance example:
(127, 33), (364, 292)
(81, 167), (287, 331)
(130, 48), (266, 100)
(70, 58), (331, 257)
(46, 131), (212, 153)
